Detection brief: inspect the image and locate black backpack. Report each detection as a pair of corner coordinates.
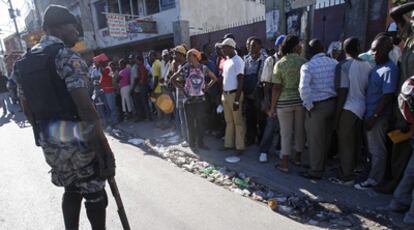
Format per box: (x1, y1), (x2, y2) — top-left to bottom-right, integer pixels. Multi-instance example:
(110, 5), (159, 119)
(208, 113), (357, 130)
(15, 43), (80, 121)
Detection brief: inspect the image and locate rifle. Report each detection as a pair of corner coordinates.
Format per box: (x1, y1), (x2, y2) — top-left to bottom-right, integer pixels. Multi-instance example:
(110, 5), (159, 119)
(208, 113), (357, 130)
(108, 177), (131, 230)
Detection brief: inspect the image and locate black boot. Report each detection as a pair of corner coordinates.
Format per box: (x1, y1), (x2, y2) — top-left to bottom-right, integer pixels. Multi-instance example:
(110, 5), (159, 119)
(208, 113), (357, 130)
(62, 188), (83, 230)
(84, 190), (108, 230)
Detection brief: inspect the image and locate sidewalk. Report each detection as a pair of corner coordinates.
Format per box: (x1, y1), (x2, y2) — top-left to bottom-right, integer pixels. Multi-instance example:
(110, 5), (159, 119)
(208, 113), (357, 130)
(115, 120), (398, 229)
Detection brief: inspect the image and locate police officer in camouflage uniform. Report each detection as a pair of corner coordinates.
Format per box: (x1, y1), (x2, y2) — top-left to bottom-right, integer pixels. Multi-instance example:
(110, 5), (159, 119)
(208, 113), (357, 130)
(13, 5), (115, 230)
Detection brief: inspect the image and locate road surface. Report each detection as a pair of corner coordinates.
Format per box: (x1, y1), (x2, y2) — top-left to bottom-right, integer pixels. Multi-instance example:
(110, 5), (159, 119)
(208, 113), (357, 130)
(0, 113), (316, 230)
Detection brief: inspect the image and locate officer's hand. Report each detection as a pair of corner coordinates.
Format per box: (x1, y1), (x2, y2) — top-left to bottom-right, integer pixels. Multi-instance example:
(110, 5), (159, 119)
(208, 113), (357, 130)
(99, 150), (116, 179)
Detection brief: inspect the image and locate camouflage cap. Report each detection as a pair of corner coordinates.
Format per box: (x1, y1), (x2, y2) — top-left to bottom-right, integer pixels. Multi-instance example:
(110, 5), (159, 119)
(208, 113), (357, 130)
(43, 4), (78, 28)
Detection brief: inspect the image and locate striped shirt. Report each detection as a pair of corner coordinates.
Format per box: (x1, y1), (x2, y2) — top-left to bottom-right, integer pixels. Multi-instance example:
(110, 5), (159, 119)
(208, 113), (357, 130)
(299, 53), (338, 110)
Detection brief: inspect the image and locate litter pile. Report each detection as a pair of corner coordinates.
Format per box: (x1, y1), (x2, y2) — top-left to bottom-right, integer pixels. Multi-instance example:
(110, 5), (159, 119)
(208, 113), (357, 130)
(111, 127), (393, 229)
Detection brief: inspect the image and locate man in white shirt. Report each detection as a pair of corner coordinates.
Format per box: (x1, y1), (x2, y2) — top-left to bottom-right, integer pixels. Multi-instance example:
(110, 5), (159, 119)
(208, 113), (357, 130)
(334, 37), (372, 185)
(219, 38), (246, 154)
(161, 49), (172, 83)
(299, 39), (338, 179)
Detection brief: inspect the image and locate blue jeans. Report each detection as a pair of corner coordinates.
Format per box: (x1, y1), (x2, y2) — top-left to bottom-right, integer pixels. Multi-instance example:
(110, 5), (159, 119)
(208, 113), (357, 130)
(104, 93), (119, 125)
(259, 116), (280, 153)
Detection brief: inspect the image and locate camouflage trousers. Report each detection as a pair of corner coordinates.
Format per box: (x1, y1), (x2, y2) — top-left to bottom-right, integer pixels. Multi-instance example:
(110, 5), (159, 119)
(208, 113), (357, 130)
(38, 123), (105, 193)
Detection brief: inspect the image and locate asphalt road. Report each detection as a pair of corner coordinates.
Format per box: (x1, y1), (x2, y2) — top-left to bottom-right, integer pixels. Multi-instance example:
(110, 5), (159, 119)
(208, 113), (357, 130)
(0, 113), (316, 230)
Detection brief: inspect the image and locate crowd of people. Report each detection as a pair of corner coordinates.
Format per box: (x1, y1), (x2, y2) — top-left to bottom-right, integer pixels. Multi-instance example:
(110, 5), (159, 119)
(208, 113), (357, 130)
(84, 2), (414, 224)
(88, 29), (400, 186)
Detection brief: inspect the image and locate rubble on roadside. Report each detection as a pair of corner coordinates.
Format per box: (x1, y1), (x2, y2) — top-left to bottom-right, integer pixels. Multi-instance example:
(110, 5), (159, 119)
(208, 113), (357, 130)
(111, 128), (394, 230)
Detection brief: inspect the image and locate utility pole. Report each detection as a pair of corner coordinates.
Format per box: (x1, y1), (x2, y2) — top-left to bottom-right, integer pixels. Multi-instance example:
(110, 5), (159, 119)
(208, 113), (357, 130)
(7, 0), (24, 51)
(32, 0), (42, 30)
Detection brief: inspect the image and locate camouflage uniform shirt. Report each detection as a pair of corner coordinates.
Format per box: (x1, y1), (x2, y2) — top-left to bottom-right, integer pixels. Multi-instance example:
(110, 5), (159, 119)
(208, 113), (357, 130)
(13, 35), (105, 193)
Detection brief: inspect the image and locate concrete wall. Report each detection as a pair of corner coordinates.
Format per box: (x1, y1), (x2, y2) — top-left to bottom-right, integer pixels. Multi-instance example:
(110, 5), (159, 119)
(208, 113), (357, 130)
(178, 0), (265, 35)
(190, 21), (269, 50)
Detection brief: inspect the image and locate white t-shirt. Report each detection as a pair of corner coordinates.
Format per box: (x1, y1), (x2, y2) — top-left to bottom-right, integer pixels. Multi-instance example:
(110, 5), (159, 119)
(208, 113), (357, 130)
(223, 55), (245, 91)
(389, 45), (402, 66)
(339, 58), (372, 119)
(260, 55), (277, 83)
(161, 60), (171, 81)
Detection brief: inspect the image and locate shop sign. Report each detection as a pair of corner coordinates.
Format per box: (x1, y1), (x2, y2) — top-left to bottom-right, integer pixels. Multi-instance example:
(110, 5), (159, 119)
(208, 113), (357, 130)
(107, 13), (128, 37)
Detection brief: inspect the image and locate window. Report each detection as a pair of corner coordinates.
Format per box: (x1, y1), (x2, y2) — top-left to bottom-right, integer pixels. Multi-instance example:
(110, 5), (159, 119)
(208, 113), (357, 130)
(95, 0), (108, 29)
(145, 0), (160, 15)
(120, 0), (132, 14)
(132, 0), (139, 15)
(108, 0), (120, 13)
(160, 0), (175, 11)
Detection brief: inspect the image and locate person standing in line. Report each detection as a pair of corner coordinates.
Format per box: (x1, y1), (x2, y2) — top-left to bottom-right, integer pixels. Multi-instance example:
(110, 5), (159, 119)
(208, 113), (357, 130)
(171, 49), (217, 149)
(354, 36), (399, 190)
(270, 35), (307, 172)
(131, 56), (151, 121)
(243, 37), (267, 147)
(219, 38), (246, 155)
(161, 49), (172, 85)
(299, 39), (338, 179)
(170, 45), (189, 145)
(389, 75), (414, 227)
(377, 2), (414, 194)
(149, 50), (169, 129)
(129, 54), (141, 121)
(100, 61), (119, 126)
(118, 59), (134, 120)
(333, 37), (372, 185)
(258, 35), (285, 163)
(200, 52), (221, 134)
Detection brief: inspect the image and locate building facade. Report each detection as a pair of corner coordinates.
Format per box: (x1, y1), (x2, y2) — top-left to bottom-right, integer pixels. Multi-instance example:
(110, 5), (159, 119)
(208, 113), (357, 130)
(89, 0), (265, 57)
(29, 0), (265, 59)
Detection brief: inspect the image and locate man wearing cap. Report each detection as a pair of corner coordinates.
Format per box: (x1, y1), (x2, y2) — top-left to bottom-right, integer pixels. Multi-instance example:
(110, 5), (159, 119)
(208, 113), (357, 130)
(161, 49), (172, 83)
(171, 45), (189, 145)
(13, 5), (114, 229)
(219, 38), (246, 154)
(258, 35), (285, 163)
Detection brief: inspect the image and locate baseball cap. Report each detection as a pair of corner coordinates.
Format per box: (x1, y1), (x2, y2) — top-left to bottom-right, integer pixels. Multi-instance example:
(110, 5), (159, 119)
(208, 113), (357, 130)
(388, 22), (398, 32)
(275, 35), (286, 47)
(162, 49), (169, 56)
(223, 33), (235, 39)
(218, 38), (236, 49)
